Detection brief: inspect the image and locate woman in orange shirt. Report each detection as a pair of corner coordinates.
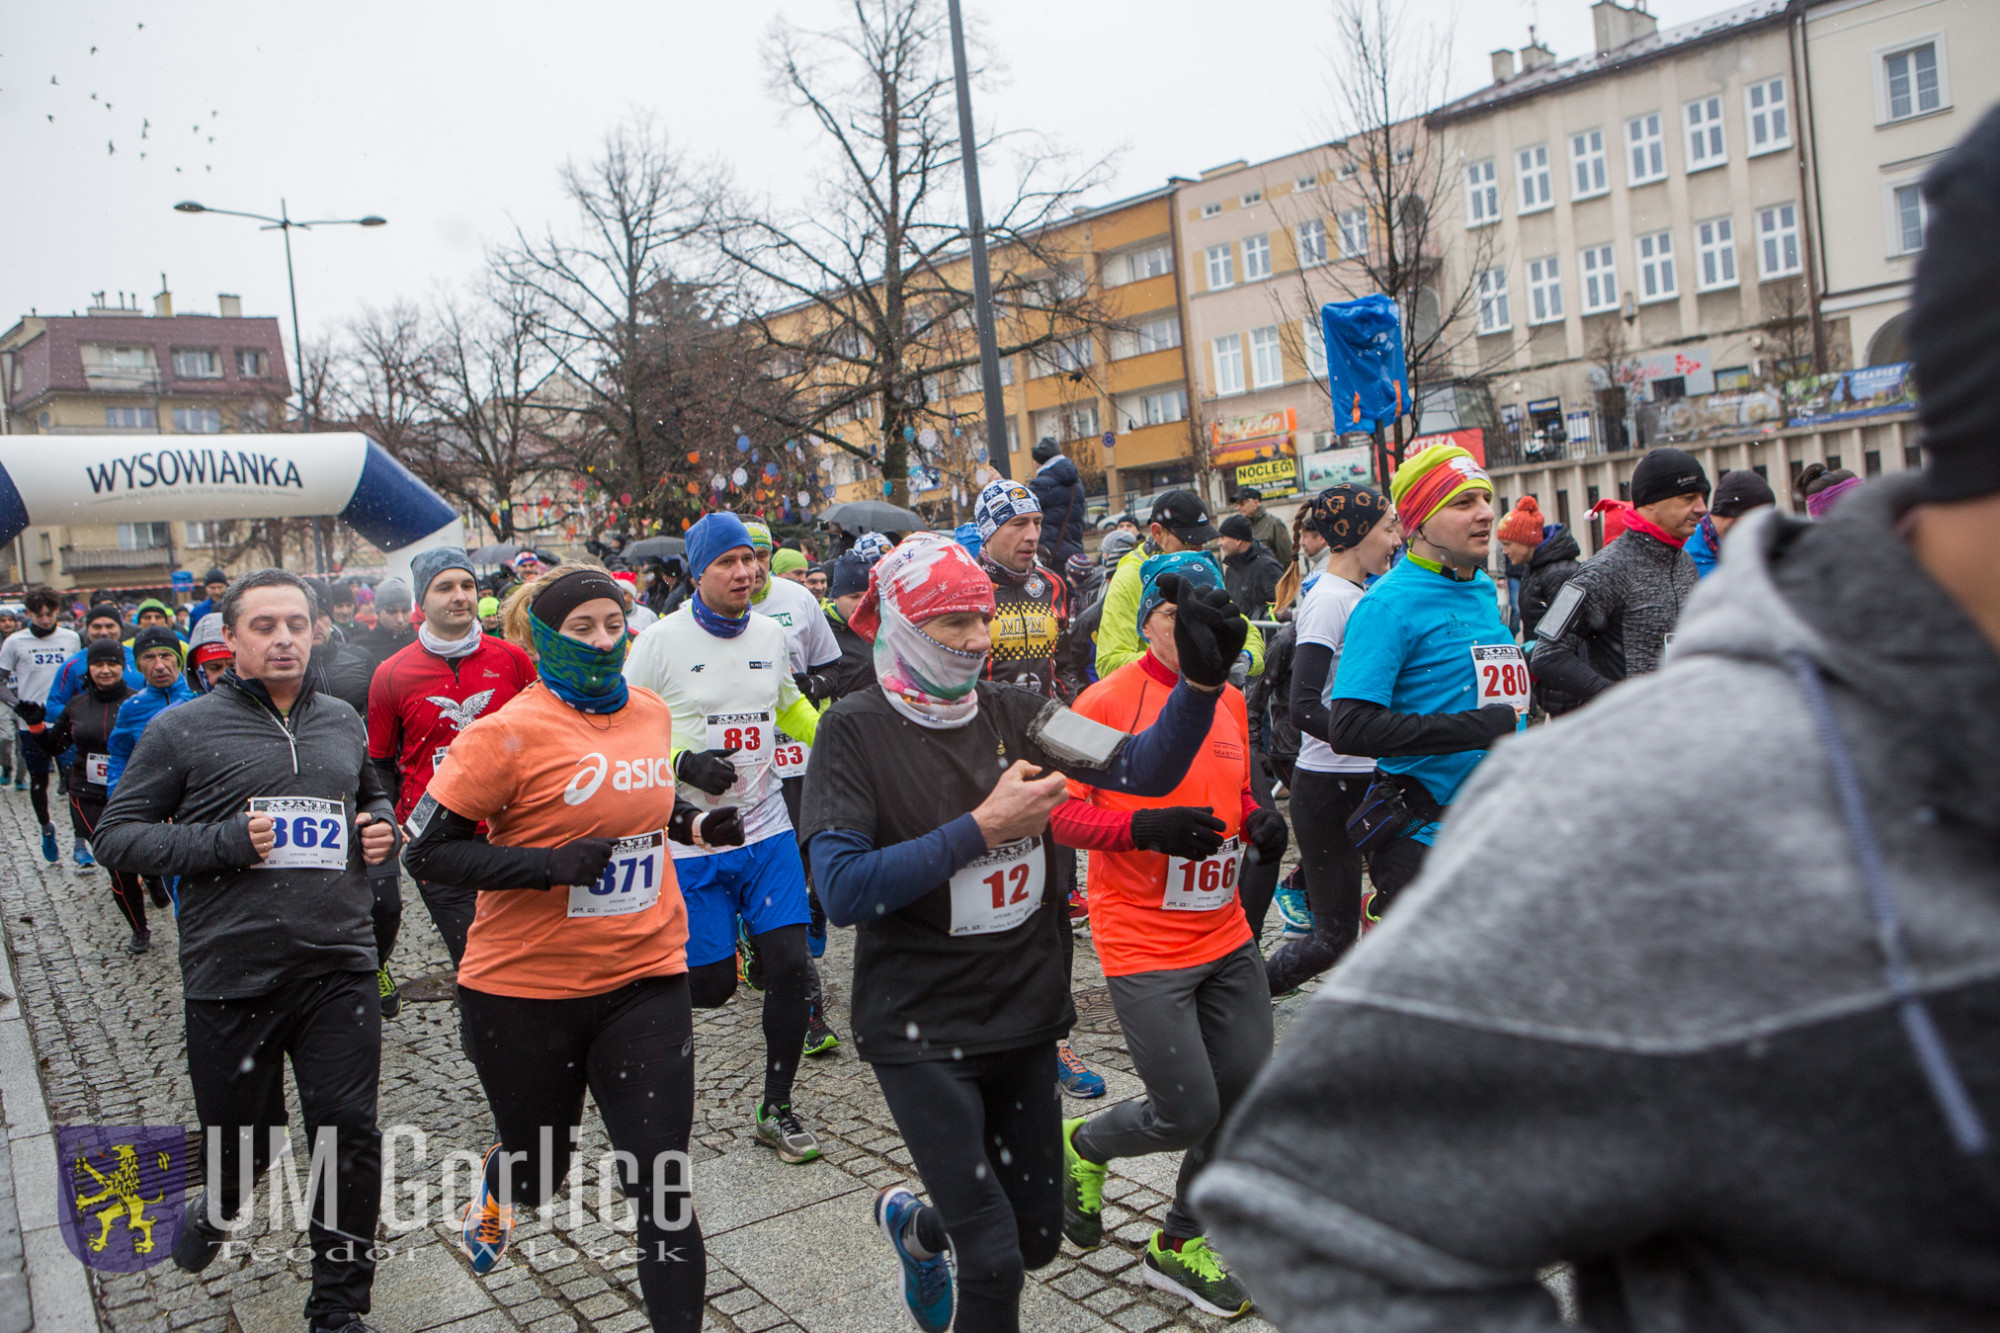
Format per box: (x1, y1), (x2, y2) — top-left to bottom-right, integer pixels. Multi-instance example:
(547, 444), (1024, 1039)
(404, 564), (743, 1333)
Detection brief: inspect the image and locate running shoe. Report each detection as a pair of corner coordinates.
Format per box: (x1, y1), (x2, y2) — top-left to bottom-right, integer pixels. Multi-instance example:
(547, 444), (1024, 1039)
(126, 930), (150, 955)
(1361, 882), (1396, 933)
(806, 915), (827, 959)
(11, 775), (24, 792)
(1056, 1041), (1105, 1099)
(377, 966), (401, 1020)
(39, 823), (56, 863)
(1068, 886), (1089, 928)
(754, 1102), (821, 1163)
(1060, 1117), (1105, 1251)
(874, 1185), (953, 1332)
(1274, 872), (1312, 937)
(73, 840), (94, 869)
(171, 1190), (229, 1273)
(735, 919), (766, 993)
(803, 1008), (840, 1058)
(459, 1146), (514, 1274)
(1141, 1232), (1253, 1319)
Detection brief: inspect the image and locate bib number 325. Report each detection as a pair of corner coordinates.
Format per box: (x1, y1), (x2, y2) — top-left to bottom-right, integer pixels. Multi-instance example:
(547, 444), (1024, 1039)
(1471, 643), (1532, 713)
(249, 797), (348, 871)
(948, 837), (1045, 936)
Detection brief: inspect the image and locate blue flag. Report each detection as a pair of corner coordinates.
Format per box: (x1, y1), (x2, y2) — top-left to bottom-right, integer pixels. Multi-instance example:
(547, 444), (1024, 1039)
(1320, 294), (1407, 432)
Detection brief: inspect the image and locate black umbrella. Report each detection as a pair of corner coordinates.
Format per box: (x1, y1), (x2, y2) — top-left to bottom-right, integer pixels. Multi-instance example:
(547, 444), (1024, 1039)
(468, 541), (525, 566)
(624, 536), (687, 561)
(818, 499), (927, 532)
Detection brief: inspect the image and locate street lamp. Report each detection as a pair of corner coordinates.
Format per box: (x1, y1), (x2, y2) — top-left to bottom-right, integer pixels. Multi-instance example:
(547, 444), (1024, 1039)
(172, 199), (386, 435)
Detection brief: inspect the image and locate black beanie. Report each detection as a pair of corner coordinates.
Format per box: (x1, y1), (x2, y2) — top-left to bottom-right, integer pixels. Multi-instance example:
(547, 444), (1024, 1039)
(1630, 447), (1710, 508)
(85, 601), (122, 629)
(1709, 469), (1776, 518)
(1910, 103), (2000, 502)
(86, 638), (125, 667)
(132, 626), (180, 660)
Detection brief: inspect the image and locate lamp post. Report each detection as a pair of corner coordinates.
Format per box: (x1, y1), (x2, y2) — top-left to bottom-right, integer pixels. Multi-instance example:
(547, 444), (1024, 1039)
(943, 0), (1012, 482)
(173, 200), (385, 571)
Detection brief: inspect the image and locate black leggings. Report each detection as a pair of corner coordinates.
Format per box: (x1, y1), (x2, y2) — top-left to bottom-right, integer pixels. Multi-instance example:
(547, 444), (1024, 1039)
(1264, 770), (1371, 994)
(459, 975), (703, 1333)
(1235, 747), (1285, 940)
(71, 792), (148, 935)
(686, 923), (811, 1108)
(871, 1043), (1063, 1333)
(369, 864), (401, 968)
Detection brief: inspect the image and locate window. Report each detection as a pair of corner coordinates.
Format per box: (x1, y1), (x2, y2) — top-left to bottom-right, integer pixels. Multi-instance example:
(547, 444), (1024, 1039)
(235, 349), (265, 377)
(103, 406), (156, 429)
(117, 522), (171, 551)
(1580, 244), (1618, 313)
(1212, 333), (1245, 395)
(1297, 219), (1328, 267)
(1295, 175), (1318, 192)
(1134, 388), (1189, 427)
(1713, 366), (1754, 392)
(1465, 158), (1499, 226)
(1891, 183), (1928, 256)
(186, 519), (237, 545)
(1636, 231), (1677, 301)
(1112, 314), (1181, 360)
(1030, 335), (1092, 377)
(1201, 201), (1222, 219)
(1694, 217), (1738, 290)
(1301, 319), (1328, 378)
(1684, 96), (1726, 171)
(1337, 209), (1368, 258)
(1336, 161), (1359, 181)
(1032, 402), (1098, 444)
(1476, 269), (1511, 334)
(1393, 147), (1414, 164)
(1571, 129), (1608, 197)
(1516, 144), (1552, 212)
(172, 407), (222, 433)
(1880, 41), (1944, 123)
(955, 358), (1016, 392)
(172, 348), (222, 379)
(238, 401), (272, 429)
(1110, 244), (1172, 286)
(1241, 189), (1263, 207)
(1242, 233), (1272, 281)
(1205, 244), (1235, 290)
(1757, 203), (1801, 277)
(1626, 113), (1665, 185)
(1746, 78), (1790, 154)
(1527, 255), (1563, 325)
(1250, 325), (1284, 388)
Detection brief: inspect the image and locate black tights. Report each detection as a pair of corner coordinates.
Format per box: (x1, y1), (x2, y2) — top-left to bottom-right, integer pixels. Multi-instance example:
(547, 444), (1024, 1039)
(25, 765), (49, 827)
(460, 976), (703, 1333)
(686, 922), (811, 1109)
(1264, 770), (1371, 994)
(72, 792), (146, 935)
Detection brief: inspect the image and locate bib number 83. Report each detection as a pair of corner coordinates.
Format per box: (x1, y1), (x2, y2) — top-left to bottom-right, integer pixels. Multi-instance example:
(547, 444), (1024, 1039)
(720, 725), (763, 751)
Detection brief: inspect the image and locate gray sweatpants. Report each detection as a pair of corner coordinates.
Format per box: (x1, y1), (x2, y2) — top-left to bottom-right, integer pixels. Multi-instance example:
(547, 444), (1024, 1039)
(1074, 940), (1273, 1238)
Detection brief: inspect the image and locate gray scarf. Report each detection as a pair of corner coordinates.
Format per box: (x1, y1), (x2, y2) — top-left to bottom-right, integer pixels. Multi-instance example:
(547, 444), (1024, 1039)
(417, 620), (481, 660)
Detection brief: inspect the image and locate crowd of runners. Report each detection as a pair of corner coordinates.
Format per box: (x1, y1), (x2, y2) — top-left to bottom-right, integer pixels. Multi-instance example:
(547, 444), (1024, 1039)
(6, 108), (1997, 1333)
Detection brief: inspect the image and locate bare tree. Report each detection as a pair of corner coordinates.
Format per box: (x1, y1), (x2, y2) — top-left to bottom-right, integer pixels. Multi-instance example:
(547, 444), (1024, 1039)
(722, 0), (1114, 506)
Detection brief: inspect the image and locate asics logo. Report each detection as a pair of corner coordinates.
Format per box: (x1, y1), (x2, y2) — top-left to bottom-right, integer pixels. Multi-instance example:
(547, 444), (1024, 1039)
(563, 753), (608, 805)
(562, 752), (674, 804)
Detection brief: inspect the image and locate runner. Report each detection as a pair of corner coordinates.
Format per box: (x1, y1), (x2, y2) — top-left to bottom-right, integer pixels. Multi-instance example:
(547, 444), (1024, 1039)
(351, 579), (416, 664)
(94, 569), (397, 1333)
(1271, 486), (1402, 989)
(105, 627), (197, 793)
(1328, 444), (1524, 918)
(34, 640), (138, 935)
(307, 581), (378, 717)
(367, 548), (536, 970)
(968, 478), (1104, 1099)
(0, 605), (17, 786)
(403, 563), (726, 1332)
(1094, 492), (1264, 683)
(623, 513), (827, 1163)
(0, 586), (81, 861)
(186, 614), (234, 692)
(802, 533), (1244, 1333)
(1053, 551), (1287, 1320)
(821, 555), (877, 698)
(43, 603), (141, 833)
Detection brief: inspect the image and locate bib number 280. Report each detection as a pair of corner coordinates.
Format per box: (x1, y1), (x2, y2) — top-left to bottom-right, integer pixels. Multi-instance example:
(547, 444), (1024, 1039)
(1471, 644), (1532, 713)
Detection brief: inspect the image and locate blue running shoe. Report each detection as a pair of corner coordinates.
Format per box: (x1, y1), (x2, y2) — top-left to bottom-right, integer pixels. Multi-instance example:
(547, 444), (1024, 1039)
(73, 840), (95, 869)
(459, 1145), (514, 1275)
(40, 824), (57, 864)
(1056, 1041), (1106, 1099)
(874, 1185), (952, 1332)
(807, 917), (827, 959)
(1274, 872), (1312, 937)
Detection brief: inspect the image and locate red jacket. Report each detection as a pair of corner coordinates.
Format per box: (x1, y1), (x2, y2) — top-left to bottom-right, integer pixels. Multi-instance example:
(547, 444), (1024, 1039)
(366, 635), (536, 822)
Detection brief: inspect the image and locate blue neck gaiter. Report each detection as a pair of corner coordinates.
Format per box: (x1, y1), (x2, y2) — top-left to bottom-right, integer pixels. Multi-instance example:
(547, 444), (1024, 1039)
(691, 594), (750, 639)
(529, 615), (630, 714)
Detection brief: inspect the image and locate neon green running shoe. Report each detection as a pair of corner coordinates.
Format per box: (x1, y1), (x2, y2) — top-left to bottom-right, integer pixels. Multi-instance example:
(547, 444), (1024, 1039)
(1060, 1117), (1106, 1251)
(1141, 1232), (1252, 1319)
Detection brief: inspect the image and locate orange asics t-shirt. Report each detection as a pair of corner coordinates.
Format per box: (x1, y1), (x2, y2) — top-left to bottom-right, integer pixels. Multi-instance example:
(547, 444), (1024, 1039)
(1066, 654), (1255, 977)
(427, 681), (688, 999)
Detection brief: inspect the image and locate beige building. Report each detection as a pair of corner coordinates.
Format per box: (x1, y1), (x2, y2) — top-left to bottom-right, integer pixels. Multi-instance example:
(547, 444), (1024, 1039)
(1799, 0), (2000, 367)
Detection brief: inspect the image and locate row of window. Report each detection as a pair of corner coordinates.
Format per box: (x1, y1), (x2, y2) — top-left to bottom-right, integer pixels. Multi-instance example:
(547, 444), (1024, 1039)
(1202, 214), (1369, 291)
(1474, 203), (1804, 333)
(85, 345), (269, 380)
(1209, 320), (1328, 397)
(102, 403), (272, 432)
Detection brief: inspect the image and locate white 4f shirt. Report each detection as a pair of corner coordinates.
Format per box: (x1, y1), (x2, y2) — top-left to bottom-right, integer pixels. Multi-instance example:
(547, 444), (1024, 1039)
(623, 606), (806, 857)
(755, 576), (840, 675)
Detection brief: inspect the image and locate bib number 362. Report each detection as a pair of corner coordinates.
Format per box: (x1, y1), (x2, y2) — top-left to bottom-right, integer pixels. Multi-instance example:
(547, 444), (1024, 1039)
(1164, 836), (1241, 912)
(1471, 643), (1532, 713)
(249, 797), (348, 871)
(948, 837), (1045, 936)
(568, 831), (667, 918)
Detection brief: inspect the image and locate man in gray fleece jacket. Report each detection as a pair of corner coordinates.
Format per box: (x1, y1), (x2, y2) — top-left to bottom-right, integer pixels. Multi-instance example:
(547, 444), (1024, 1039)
(96, 569), (398, 1333)
(1194, 106), (2000, 1332)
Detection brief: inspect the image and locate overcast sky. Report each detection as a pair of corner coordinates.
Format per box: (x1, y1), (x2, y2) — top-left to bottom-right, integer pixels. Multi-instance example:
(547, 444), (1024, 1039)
(4, 0), (1723, 354)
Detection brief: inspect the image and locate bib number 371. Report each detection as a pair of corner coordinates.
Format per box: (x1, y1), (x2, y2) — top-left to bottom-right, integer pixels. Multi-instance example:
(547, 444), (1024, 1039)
(568, 831), (667, 918)
(249, 797), (348, 871)
(1164, 837), (1241, 912)
(1471, 643), (1532, 713)
(948, 837), (1045, 936)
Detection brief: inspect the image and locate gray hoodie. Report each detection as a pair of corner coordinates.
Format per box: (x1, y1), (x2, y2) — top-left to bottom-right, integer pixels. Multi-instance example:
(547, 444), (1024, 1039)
(1194, 474), (2000, 1330)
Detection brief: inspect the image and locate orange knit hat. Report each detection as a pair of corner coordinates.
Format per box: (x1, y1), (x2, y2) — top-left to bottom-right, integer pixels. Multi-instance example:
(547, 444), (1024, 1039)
(1497, 496), (1545, 546)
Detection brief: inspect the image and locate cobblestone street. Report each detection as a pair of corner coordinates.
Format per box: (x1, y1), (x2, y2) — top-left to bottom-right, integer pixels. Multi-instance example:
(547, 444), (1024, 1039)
(0, 788), (1317, 1333)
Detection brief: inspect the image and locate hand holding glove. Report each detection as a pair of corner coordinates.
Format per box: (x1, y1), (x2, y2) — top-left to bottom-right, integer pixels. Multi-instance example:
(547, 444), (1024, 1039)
(546, 838), (617, 888)
(1130, 806), (1228, 860)
(674, 747), (740, 796)
(1163, 576), (1250, 691)
(670, 802), (745, 849)
(1245, 807), (1289, 865)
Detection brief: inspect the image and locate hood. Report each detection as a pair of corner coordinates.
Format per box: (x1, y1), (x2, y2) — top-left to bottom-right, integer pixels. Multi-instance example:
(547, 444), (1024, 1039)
(1528, 525), (1580, 568)
(1036, 455), (1080, 486)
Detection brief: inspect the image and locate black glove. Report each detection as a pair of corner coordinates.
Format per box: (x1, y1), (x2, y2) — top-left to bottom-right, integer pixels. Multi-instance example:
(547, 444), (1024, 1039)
(793, 671), (833, 703)
(669, 802), (745, 848)
(545, 838), (617, 888)
(1130, 806), (1228, 860)
(13, 700), (44, 727)
(1245, 807), (1289, 865)
(674, 747), (740, 796)
(1163, 576), (1249, 690)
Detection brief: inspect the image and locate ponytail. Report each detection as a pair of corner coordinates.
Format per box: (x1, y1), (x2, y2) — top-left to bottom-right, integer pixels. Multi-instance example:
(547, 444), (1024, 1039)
(1272, 506), (1312, 613)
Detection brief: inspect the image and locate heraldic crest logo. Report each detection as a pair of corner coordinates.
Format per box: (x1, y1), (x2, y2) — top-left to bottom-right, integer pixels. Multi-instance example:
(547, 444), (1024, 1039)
(56, 1124), (189, 1272)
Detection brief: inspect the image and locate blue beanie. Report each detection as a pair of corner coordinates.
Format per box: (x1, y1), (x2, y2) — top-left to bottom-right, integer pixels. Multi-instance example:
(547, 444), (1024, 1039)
(1136, 550), (1222, 637)
(686, 512), (755, 580)
(953, 522), (983, 559)
(829, 553), (871, 599)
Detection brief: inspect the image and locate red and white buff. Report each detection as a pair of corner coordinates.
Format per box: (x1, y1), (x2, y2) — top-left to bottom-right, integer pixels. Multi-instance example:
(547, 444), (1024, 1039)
(851, 534), (997, 729)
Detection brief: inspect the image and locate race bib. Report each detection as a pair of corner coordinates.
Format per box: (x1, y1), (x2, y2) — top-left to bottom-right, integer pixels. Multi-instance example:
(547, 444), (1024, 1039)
(567, 830), (667, 918)
(772, 739), (810, 779)
(1471, 643), (1532, 713)
(84, 753), (109, 786)
(948, 837), (1045, 937)
(250, 797), (348, 871)
(1164, 837), (1242, 912)
(707, 712), (771, 795)
(432, 745), (451, 771)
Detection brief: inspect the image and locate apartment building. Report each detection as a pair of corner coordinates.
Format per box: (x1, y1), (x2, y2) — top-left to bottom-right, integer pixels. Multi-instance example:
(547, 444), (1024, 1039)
(0, 288), (290, 591)
(1800, 0), (2000, 368)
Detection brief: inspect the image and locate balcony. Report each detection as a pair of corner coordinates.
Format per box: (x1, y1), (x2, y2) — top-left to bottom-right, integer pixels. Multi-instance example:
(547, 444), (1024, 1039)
(61, 545), (172, 574)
